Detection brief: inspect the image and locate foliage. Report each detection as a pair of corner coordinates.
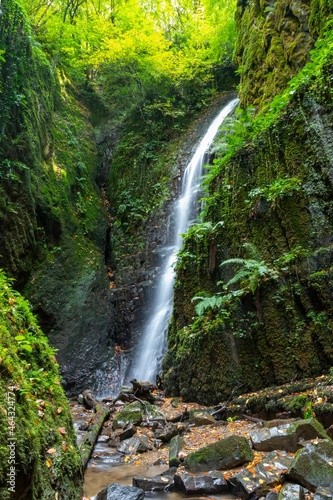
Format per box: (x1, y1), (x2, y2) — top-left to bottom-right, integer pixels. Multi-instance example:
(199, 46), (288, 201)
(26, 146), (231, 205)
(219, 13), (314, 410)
(221, 242), (279, 294)
(0, 270), (82, 499)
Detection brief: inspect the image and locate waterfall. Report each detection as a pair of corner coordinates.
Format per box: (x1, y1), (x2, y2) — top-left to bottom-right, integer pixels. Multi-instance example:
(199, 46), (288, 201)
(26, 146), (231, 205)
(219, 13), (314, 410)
(127, 98), (239, 383)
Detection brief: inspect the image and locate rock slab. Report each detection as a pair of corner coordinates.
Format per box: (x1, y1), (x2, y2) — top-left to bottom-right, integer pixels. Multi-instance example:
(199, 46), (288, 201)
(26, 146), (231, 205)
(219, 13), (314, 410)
(185, 435), (254, 472)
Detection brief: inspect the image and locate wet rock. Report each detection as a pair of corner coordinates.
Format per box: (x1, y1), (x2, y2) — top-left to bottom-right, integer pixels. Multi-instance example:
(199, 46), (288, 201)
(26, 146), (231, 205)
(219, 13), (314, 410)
(185, 435), (254, 472)
(193, 411), (216, 426)
(314, 486), (333, 499)
(113, 402), (144, 430)
(266, 492), (279, 500)
(95, 482), (145, 500)
(117, 435), (151, 455)
(174, 471), (228, 495)
(277, 483), (305, 499)
(286, 440), (333, 492)
(77, 394), (84, 405)
(97, 435), (110, 443)
(119, 423), (137, 441)
(169, 435), (184, 467)
(250, 418), (329, 453)
(133, 473), (174, 492)
(154, 423), (179, 442)
(228, 451), (293, 499)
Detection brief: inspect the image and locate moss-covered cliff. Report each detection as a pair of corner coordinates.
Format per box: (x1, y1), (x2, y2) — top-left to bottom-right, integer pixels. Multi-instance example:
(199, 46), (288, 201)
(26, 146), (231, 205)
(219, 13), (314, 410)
(234, 0), (333, 109)
(0, 271), (82, 499)
(163, 4), (333, 404)
(0, 0), (119, 395)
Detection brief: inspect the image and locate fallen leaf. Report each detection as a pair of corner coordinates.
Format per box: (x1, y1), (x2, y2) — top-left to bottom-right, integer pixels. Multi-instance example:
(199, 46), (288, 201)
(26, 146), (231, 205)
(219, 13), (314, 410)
(58, 427), (67, 435)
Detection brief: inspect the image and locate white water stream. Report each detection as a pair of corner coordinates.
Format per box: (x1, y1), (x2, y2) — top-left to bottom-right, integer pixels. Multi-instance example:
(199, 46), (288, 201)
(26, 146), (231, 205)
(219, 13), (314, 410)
(127, 98), (239, 383)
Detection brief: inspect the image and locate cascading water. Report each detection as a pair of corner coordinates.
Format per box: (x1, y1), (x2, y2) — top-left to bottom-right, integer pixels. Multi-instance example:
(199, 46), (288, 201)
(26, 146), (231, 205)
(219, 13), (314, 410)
(127, 98), (239, 383)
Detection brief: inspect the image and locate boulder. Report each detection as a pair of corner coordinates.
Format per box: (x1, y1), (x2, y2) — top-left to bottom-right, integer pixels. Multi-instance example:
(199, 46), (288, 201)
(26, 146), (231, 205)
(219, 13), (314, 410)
(119, 423), (137, 441)
(117, 435), (150, 455)
(133, 469), (175, 491)
(286, 440), (333, 492)
(250, 418), (329, 453)
(266, 492), (279, 500)
(95, 483), (145, 500)
(277, 483), (305, 499)
(169, 435), (184, 468)
(113, 403), (144, 430)
(193, 411), (216, 426)
(174, 471), (228, 495)
(185, 435), (253, 472)
(154, 423), (179, 442)
(228, 451), (293, 499)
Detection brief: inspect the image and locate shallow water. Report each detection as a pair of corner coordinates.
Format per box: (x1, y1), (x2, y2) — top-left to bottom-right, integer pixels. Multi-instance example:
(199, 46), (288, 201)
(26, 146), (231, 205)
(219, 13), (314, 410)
(83, 461), (239, 499)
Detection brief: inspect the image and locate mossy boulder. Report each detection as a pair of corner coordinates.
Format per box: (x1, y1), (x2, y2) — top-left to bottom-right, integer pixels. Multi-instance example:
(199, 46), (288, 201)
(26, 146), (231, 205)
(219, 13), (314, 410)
(113, 402), (163, 430)
(250, 418), (330, 453)
(286, 440), (333, 492)
(185, 435), (254, 472)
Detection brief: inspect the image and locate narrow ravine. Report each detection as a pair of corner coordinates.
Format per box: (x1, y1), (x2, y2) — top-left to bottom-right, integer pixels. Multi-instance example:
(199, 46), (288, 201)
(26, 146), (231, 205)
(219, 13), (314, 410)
(126, 98), (239, 384)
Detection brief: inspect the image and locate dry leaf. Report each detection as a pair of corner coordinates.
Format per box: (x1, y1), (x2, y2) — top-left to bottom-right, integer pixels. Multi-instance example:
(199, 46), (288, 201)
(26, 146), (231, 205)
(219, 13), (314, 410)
(46, 448), (57, 455)
(58, 427), (67, 435)
(45, 459), (53, 468)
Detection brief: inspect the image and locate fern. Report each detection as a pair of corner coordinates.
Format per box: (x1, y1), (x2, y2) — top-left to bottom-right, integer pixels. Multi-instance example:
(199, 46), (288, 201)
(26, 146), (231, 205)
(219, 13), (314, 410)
(221, 243), (279, 294)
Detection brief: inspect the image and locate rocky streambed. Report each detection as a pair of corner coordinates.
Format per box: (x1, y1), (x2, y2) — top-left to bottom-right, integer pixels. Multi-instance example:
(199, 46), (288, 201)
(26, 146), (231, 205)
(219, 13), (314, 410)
(72, 376), (333, 500)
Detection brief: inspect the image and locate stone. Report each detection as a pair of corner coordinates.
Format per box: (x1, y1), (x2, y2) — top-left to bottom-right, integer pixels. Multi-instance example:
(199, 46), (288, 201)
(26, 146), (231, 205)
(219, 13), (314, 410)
(250, 418), (329, 453)
(119, 423), (137, 441)
(277, 483), (305, 499)
(314, 486), (333, 499)
(169, 435), (184, 468)
(193, 411), (216, 426)
(174, 471), (228, 495)
(117, 435), (150, 455)
(266, 492), (279, 500)
(154, 422), (179, 442)
(228, 451), (293, 499)
(133, 473), (174, 492)
(185, 435), (254, 472)
(95, 482), (145, 500)
(113, 403), (144, 430)
(286, 440), (333, 492)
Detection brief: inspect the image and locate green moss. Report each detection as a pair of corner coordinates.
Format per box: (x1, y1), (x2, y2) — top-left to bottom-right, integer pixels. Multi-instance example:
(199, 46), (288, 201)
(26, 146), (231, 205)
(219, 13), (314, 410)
(185, 435), (254, 472)
(0, 271), (82, 499)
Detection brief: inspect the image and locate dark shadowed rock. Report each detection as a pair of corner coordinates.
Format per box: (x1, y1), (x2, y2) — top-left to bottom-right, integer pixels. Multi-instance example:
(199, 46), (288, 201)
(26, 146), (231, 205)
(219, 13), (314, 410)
(185, 435), (253, 472)
(286, 440), (333, 492)
(119, 423), (137, 441)
(228, 451), (293, 499)
(277, 483), (305, 499)
(95, 482), (145, 500)
(169, 435), (184, 468)
(133, 474), (174, 491)
(250, 418), (329, 453)
(174, 471), (228, 495)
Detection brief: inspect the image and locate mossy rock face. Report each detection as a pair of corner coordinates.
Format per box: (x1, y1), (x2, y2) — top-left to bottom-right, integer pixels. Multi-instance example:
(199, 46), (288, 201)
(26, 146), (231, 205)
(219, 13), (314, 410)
(185, 435), (254, 472)
(234, 0), (333, 109)
(0, 271), (82, 499)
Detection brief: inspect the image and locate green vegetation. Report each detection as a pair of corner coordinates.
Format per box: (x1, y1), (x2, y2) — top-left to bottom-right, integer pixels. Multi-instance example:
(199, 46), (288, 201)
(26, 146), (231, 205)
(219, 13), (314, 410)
(0, 270), (82, 499)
